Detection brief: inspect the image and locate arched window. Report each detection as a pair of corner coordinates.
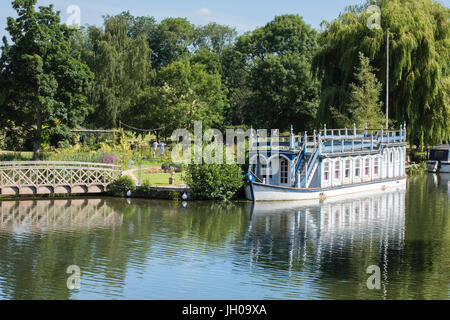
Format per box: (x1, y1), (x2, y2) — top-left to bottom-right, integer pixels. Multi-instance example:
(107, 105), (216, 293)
(323, 161), (330, 181)
(280, 158), (288, 184)
(364, 158), (370, 176)
(374, 157), (379, 175)
(355, 159), (361, 177)
(334, 160), (341, 180)
(345, 159), (351, 178)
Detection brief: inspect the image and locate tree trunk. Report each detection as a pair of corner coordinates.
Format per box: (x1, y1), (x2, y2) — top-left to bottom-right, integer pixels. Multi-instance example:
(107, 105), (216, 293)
(32, 94), (42, 161)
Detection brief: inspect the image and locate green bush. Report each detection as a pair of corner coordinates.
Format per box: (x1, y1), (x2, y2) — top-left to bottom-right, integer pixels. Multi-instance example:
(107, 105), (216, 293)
(107, 175), (136, 196)
(407, 161), (427, 176)
(185, 162), (244, 201)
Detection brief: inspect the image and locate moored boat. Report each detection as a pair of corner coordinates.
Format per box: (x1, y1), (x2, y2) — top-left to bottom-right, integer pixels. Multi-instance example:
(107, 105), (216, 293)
(245, 124), (408, 201)
(427, 144), (450, 173)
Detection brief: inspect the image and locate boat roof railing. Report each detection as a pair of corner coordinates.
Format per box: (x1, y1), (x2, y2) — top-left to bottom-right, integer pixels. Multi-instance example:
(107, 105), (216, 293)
(250, 123), (407, 154)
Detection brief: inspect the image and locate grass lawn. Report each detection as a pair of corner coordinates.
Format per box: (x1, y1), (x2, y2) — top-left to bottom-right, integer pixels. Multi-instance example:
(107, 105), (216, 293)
(141, 172), (185, 185)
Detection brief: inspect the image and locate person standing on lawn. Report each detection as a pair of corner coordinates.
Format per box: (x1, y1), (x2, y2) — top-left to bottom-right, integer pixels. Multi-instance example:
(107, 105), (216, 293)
(153, 140), (159, 158)
(159, 139), (165, 158)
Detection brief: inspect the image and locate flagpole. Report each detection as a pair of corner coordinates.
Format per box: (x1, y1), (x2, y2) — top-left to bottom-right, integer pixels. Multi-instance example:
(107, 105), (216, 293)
(386, 28), (389, 130)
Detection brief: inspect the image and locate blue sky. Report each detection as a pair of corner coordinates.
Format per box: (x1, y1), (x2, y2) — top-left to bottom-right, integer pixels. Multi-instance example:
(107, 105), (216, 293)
(1, 0), (449, 41)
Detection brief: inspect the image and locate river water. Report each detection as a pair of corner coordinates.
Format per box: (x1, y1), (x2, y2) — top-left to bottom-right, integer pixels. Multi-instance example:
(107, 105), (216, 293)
(0, 174), (448, 300)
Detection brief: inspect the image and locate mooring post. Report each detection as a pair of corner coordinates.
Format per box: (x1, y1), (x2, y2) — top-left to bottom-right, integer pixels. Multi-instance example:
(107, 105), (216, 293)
(304, 132), (307, 149)
(249, 127), (254, 150)
(289, 125), (294, 150)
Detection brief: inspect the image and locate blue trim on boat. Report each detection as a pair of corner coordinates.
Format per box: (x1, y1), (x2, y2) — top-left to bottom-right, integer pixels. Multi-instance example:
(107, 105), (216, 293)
(250, 182), (255, 201)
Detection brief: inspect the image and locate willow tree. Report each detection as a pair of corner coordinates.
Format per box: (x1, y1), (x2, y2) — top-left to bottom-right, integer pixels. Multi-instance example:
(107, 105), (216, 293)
(314, 0), (450, 147)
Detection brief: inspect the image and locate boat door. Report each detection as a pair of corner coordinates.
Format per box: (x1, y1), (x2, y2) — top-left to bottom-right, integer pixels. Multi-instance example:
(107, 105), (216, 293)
(279, 157), (289, 186)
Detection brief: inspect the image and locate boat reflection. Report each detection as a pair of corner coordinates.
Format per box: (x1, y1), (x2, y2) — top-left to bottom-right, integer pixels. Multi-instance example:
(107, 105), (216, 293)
(0, 198), (123, 234)
(247, 187), (406, 272)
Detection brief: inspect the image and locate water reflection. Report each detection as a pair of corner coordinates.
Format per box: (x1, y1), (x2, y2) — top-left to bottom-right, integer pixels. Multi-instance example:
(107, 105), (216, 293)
(245, 188), (406, 299)
(0, 175), (448, 299)
(0, 199), (123, 234)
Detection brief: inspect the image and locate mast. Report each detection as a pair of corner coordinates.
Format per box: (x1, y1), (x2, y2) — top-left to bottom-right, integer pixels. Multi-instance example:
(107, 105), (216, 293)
(386, 28), (389, 130)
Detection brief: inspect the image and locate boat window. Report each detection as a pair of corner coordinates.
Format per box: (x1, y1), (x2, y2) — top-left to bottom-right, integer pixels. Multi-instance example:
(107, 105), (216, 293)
(261, 162), (267, 180)
(259, 157), (267, 180)
(364, 158), (370, 176)
(345, 159), (350, 178)
(280, 158), (288, 184)
(430, 150), (448, 161)
(334, 161), (340, 180)
(268, 161), (273, 178)
(355, 159), (361, 177)
(374, 157), (379, 175)
(323, 161), (329, 181)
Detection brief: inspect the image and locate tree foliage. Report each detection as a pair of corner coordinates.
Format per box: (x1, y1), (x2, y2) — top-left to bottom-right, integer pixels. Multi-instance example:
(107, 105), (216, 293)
(225, 15), (320, 131)
(1, 2), (448, 153)
(0, 0), (93, 159)
(331, 52), (385, 128)
(79, 14), (153, 128)
(151, 58), (229, 137)
(314, 0), (450, 146)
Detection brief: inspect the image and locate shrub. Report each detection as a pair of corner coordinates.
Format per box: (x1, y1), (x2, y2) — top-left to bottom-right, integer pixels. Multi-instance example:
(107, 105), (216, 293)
(185, 162), (244, 200)
(407, 161), (427, 176)
(107, 175), (136, 196)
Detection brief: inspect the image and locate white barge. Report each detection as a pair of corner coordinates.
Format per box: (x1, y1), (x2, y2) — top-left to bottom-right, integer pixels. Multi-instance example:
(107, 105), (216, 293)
(245, 124), (408, 201)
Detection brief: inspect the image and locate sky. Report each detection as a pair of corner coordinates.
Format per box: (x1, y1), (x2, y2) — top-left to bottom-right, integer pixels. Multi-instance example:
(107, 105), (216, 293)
(1, 0), (449, 41)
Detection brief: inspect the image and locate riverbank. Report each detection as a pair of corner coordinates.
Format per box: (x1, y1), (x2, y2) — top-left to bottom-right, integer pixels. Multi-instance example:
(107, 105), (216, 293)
(0, 185), (191, 201)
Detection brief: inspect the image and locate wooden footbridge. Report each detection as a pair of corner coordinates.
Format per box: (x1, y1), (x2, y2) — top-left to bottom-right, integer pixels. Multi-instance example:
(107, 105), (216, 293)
(0, 161), (121, 195)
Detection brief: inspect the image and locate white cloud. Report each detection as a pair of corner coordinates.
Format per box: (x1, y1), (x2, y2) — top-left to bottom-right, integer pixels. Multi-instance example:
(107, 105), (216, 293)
(194, 8), (213, 18)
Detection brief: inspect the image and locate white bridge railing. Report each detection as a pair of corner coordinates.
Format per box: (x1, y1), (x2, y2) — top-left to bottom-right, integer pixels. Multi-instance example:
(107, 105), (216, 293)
(0, 161), (121, 194)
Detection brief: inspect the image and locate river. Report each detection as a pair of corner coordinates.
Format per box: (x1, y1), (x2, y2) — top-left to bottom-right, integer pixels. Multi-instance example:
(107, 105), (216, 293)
(0, 174), (448, 299)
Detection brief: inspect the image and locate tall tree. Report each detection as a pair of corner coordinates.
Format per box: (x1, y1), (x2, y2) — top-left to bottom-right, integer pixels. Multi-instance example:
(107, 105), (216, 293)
(151, 58), (229, 137)
(193, 23), (237, 57)
(0, 0), (93, 159)
(79, 14), (153, 128)
(314, 0), (450, 146)
(226, 15), (320, 131)
(331, 52), (385, 128)
(148, 18), (195, 69)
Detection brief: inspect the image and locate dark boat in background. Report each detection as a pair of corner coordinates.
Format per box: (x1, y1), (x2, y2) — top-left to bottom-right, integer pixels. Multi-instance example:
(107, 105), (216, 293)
(427, 144), (450, 173)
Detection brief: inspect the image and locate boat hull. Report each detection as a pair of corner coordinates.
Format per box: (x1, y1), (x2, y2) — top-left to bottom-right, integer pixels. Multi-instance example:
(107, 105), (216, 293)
(245, 177), (407, 201)
(427, 161), (450, 173)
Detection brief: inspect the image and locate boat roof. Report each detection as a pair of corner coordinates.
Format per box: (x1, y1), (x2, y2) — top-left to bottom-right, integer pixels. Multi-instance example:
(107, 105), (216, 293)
(431, 144), (450, 151)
